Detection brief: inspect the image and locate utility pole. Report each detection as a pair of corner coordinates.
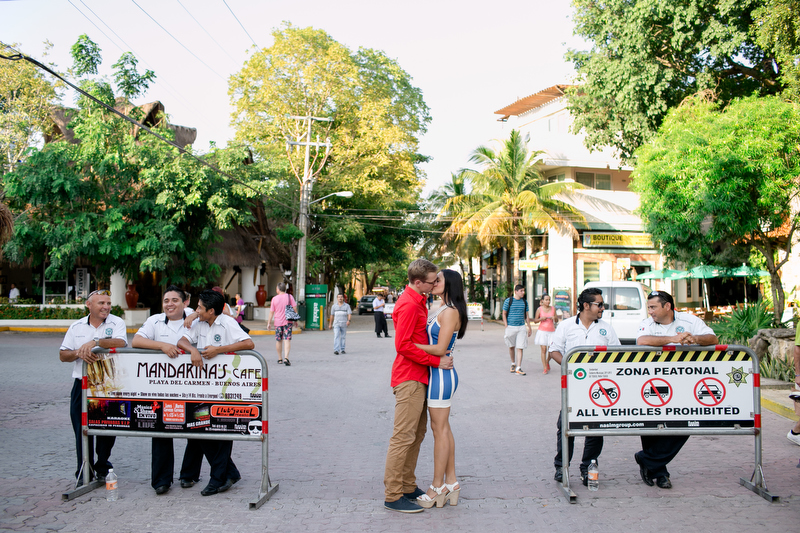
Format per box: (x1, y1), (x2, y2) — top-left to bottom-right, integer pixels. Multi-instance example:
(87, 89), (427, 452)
(286, 115), (333, 303)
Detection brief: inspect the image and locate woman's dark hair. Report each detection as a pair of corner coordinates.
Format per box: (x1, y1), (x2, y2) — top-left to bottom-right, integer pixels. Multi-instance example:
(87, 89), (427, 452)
(440, 269), (468, 339)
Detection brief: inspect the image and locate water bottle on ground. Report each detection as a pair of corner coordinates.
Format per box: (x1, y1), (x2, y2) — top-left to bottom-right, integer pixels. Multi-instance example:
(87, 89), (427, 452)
(588, 460), (599, 491)
(105, 469), (118, 501)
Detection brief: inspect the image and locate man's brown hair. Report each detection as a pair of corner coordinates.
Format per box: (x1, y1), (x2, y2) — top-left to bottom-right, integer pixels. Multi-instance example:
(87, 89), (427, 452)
(407, 259), (437, 283)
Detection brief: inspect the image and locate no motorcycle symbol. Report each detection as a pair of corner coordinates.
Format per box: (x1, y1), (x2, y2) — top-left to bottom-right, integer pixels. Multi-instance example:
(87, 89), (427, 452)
(589, 379), (621, 407)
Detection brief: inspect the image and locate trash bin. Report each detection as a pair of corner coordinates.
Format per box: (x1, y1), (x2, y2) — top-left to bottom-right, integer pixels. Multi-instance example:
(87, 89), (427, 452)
(244, 302), (254, 321)
(305, 284), (327, 330)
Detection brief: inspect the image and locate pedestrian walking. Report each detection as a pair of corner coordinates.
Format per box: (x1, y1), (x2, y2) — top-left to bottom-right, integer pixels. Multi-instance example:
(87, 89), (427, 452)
(374, 293), (390, 338)
(266, 282), (297, 366)
(533, 294), (557, 374)
(503, 284), (532, 375)
(328, 293), (352, 354)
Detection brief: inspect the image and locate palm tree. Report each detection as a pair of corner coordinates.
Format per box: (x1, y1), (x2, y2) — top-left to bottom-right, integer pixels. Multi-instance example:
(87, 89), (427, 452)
(423, 172), (483, 293)
(444, 129), (581, 285)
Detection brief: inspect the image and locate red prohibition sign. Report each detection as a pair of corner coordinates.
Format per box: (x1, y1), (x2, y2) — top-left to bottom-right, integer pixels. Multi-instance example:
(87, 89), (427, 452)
(589, 379), (621, 407)
(641, 378), (672, 407)
(694, 377), (726, 406)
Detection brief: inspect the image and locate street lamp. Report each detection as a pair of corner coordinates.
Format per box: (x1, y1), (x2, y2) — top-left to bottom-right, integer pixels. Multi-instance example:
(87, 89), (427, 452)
(309, 191), (353, 205)
(296, 190), (353, 302)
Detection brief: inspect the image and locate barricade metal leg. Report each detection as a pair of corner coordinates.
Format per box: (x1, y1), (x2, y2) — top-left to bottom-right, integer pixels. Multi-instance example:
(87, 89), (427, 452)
(739, 417), (779, 502)
(249, 436), (279, 509)
(63, 375), (102, 500)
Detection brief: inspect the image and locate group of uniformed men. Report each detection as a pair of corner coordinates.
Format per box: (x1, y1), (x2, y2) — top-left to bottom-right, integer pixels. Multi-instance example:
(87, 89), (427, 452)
(548, 287), (718, 489)
(59, 285), (254, 496)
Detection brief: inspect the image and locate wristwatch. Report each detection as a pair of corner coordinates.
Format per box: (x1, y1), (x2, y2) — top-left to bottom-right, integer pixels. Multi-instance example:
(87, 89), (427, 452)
(94, 339), (99, 348)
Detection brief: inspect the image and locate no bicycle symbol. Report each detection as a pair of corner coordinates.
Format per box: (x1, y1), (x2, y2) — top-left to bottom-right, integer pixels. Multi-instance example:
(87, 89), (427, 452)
(694, 377), (726, 406)
(589, 379), (620, 407)
(641, 378), (672, 407)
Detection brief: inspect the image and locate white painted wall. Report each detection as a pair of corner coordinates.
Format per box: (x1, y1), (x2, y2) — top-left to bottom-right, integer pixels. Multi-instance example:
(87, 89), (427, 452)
(548, 228), (574, 296)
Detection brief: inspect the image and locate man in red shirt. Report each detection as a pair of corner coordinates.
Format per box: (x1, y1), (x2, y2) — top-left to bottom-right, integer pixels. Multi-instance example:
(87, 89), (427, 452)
(384, 259), (454, 513)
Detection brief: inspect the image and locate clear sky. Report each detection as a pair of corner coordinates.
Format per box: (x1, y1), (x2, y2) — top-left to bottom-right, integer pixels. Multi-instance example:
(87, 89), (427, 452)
(1, 0), (583, 194)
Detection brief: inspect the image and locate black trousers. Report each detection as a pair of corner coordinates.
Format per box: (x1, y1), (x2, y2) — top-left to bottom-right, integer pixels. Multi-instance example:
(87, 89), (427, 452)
(637, 435), (689, 478)
(70, 378), (115, 479)
(180, 439), (240, 488)
(374, 311), (388, 336)
(553, 412), (603, 473)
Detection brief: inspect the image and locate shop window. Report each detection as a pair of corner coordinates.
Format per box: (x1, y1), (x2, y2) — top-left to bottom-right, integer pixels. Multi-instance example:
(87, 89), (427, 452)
(547, 173), (565, 183)
(583, 261), (600, 284)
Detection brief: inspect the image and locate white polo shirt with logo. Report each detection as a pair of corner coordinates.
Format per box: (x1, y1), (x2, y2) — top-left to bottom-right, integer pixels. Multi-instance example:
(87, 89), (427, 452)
(637, 310), (714, 339)
(549, 314), (620, 355)
(60, 314), (128, 378)
(181, 313), (250, 350)
(134, 308), (194, 345)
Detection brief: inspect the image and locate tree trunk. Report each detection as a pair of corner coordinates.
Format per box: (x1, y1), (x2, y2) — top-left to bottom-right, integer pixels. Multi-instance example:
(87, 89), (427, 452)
(512, 236), (520, 286)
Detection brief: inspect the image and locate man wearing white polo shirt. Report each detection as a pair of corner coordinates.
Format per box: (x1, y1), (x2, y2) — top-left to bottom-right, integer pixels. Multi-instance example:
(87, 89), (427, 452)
(634, 290), (718, 489)
(59, 289), (128, 485)
(132, 285), (196, 495)
(177, 289), (254, 496)
(549, 287), (620, 486)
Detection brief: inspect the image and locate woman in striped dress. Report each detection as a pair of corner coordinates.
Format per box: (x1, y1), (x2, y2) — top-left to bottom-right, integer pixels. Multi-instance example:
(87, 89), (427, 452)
(415, 269), (468, 508)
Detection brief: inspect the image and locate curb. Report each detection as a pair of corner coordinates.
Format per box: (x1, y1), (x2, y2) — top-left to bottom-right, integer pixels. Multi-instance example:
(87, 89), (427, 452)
(762, 397), (799, 421)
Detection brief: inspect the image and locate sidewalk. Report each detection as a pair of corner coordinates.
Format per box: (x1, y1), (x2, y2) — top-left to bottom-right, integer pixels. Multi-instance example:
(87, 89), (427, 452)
(0, 314), (797, 532)
(0, 319), (300, 336)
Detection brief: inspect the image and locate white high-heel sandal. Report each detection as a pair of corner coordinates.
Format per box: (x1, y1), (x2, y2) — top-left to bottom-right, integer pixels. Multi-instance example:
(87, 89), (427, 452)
(444, 480), (460, 506)
(417, 484), (448, 508)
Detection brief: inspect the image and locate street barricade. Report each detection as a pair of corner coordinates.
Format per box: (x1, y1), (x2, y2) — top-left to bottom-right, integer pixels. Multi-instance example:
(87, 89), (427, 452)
(559, 344), (776, 503)
(62, 348), (278, 509)
(467, 302), (483, 331)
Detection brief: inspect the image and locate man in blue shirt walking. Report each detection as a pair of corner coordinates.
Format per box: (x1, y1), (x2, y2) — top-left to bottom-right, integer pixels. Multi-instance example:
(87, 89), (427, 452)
(503, 284), (532, 375)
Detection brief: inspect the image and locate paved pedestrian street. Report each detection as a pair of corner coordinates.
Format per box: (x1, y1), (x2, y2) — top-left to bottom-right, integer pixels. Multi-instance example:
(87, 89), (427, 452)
(0, 311), (797, 532)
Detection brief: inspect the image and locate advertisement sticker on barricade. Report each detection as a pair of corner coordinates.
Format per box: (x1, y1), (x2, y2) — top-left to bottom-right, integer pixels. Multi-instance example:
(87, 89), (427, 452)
(567, 348), (755, 430)
(85, 352), (263, 435)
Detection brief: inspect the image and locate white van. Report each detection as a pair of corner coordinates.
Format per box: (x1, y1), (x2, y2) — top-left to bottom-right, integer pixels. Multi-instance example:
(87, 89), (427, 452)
(581, 281), (651, 344)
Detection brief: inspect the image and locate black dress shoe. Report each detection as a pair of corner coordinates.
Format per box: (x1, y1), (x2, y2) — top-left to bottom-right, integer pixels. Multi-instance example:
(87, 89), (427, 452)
(580, 471), (588, 486)
(155, 485), (170, 495)
(635, 453), (654, 486)
(554, 467), (563, 482)
(201, 480), (232, 496)
(229, 475), (241, 485)
(385, 335), (391, 338)
(180, 479), (197, 489)
(656, 476), (672, 489)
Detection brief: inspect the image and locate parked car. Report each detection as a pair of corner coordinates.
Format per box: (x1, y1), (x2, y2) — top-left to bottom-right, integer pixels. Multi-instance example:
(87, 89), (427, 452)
(357, 295), (377, 315)
(582, 281), (651, 344)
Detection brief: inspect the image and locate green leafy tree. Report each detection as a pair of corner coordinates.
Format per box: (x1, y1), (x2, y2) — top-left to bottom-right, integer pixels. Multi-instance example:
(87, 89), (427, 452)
(0, 42), (59, 175)
(3, 36), (265, 286)
(445, 130), (581, 285)
(566, 0), (783, 160)
(752, 0), (800, 99)
(633, 95), (800, 321)
(229, 23), (430, 290)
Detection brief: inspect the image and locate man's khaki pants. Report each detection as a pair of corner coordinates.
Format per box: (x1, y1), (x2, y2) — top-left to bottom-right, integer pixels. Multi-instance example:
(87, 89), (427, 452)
(384, 380), (427, 502)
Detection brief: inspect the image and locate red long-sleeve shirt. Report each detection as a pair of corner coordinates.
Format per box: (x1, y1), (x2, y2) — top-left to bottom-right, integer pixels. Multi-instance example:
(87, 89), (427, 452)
(390, 285), (440, 387)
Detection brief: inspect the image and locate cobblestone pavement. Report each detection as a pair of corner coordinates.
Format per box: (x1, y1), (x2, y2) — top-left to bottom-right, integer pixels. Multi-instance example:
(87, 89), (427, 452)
(0, 310), (797, 532)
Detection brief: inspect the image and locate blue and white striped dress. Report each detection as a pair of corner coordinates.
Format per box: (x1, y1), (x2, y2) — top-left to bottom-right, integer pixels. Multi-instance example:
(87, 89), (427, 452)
(426, 305), (459, 408)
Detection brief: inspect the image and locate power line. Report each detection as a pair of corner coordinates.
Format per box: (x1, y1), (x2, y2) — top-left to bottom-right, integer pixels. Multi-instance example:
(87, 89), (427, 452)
(0, 47), (294, 213)
(222, 0), (258, 48)
(130, 0), (226, 80)
(66, 0), (122, 53)
(176, 0), (238, 64)
(71, 0), (215, 133)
